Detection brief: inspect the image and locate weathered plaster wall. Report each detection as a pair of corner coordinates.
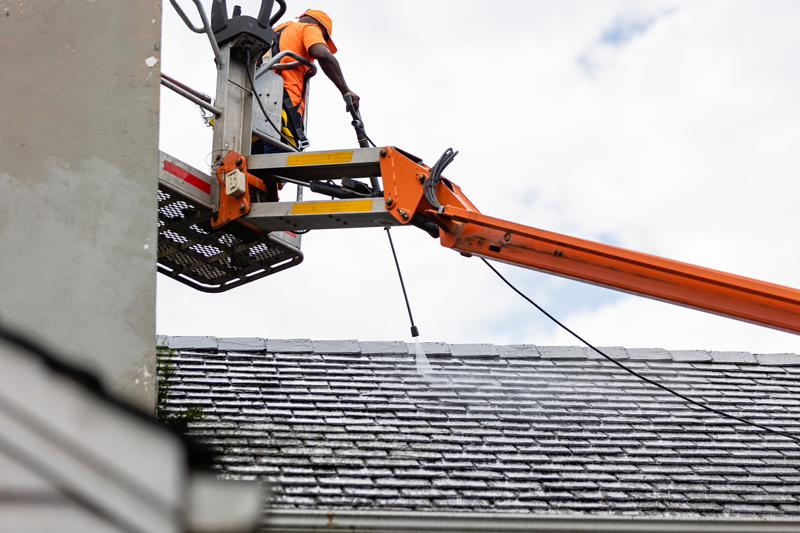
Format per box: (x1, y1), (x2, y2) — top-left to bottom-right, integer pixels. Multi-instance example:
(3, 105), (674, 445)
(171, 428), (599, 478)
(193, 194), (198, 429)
(0, 1), (161, 412)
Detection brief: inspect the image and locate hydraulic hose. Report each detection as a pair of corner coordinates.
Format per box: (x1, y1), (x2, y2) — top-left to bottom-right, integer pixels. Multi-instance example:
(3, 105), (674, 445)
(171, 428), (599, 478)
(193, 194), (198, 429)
(423, 148), (458, 209)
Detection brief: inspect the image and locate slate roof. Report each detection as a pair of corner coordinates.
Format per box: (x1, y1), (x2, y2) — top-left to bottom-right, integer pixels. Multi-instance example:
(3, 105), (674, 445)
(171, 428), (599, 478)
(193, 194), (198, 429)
(160, 336), (800, 517)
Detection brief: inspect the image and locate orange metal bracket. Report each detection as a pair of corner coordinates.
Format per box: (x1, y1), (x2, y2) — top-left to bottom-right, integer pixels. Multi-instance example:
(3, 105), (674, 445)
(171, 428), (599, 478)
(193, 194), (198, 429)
(378, 147), (479, 229)
(378, 147), (429, 225)
(212, 150), (268, 229)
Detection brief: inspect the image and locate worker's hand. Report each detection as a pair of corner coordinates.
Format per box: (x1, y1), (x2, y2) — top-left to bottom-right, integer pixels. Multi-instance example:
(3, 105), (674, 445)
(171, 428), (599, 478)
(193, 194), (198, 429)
(343, 91), (360, 112)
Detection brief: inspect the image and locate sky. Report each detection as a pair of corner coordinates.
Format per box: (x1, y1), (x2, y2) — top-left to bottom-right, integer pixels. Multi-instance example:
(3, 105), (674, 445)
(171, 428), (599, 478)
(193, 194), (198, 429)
(158, 1), (800, 354)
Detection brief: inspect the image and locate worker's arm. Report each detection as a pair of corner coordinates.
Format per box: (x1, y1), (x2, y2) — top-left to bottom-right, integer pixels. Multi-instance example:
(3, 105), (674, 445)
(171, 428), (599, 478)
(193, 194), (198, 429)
(308, 43), (360, 111)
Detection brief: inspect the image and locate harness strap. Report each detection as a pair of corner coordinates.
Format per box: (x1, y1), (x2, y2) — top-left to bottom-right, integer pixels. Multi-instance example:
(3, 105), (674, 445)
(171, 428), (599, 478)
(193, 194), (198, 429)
(270, 24), (311, 148)
(270, 26), (285, 58)
(282, 89), (308, 148)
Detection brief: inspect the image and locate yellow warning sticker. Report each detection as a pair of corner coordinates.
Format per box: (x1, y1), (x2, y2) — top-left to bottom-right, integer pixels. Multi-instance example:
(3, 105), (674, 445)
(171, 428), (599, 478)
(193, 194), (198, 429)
(291, 199), (373, 215)
(286, 151), (354, 166)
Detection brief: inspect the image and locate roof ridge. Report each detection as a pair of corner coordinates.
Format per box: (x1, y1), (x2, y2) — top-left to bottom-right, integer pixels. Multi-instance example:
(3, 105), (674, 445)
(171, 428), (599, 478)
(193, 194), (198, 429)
(158, 336), (800, 367)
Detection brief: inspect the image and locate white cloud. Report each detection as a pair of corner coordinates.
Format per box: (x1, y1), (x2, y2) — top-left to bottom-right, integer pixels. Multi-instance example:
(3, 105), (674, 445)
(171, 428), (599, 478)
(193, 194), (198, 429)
(578, 6), (675, 75)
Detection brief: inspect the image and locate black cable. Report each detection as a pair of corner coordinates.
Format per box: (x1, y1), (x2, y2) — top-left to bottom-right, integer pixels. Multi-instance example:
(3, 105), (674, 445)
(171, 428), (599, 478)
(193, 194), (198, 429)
(385, 227), (419, 338)
(351, 119), (376, 148)
(350, 118), (375, 148)
(424, 148), (458, 209)
(362, 131), (377, 148)
(344, 94), (377, 149)
(245, 47), (297, 149)
(481, 258), (800, 444)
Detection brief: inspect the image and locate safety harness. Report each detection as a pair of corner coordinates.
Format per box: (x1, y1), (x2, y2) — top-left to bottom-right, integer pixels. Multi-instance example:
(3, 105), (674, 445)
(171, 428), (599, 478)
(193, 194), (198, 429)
(269, 24), (313, 149)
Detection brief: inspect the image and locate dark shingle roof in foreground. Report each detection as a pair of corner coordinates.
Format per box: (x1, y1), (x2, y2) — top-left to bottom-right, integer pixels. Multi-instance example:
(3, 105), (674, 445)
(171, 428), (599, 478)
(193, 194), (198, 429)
(161, 336), (800, 517)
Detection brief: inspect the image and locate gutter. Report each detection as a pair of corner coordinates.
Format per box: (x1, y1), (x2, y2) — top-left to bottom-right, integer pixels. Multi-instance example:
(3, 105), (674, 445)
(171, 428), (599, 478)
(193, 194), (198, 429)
(261, 510), (800, 533)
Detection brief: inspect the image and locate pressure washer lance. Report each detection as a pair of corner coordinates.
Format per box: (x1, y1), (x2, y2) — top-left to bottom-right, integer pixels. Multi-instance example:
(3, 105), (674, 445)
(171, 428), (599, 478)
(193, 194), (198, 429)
(385, 227), (420, 339)
(344, 94), (382, 195)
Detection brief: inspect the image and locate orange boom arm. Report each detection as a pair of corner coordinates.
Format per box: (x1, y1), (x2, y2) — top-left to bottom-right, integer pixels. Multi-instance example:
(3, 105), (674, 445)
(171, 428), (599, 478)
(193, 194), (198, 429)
(376, 147), (800, 335)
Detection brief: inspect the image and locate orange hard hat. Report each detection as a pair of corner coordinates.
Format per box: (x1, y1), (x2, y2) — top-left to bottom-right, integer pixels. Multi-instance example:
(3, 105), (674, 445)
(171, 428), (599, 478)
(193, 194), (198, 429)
(299, 9), (337, 54)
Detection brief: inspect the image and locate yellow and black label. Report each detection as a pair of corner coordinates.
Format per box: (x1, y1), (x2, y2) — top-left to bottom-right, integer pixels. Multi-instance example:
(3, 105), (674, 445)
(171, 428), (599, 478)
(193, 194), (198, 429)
(286, 151), (354, 166)
(291, 200), (372, 215)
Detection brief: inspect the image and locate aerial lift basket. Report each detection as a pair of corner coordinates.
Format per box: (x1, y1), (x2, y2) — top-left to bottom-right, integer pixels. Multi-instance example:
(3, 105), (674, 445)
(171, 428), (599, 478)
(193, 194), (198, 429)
(157, 152), (302, 293)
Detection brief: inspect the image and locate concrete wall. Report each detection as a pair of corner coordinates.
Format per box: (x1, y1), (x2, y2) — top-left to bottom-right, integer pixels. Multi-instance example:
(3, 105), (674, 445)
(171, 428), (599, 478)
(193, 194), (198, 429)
(0, 1), (161, 412)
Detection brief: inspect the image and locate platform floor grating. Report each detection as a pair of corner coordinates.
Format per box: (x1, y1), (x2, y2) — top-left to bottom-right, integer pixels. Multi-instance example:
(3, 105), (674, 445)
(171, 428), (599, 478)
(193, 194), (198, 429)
(157, 186), (303, 292)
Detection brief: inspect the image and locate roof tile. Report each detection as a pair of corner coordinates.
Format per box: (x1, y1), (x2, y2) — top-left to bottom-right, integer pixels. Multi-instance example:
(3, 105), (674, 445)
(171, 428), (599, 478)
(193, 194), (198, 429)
(218, 337), (266, 351)
(755, 353), (800, 367)
(312, 340), (361, 354)
(588, 346), (629, 361)
(709, 351), (758, 364)
(538, 346), (587, 360)
(375, 477), (431, 488)
(419, 342), (450, 355)
(627, 348), (671, 361)
(360, 341), (409, 355)
(168, 336), (218, 350)
(449, 344), (499, 357)
(496, 345), (540, 358)
(670, 350), (712, 363)
(266, 339), (313, 353)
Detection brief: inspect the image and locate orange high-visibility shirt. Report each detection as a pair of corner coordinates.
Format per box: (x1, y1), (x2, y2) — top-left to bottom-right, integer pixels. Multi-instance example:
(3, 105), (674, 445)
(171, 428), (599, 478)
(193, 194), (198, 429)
(273, 21), (326, 116)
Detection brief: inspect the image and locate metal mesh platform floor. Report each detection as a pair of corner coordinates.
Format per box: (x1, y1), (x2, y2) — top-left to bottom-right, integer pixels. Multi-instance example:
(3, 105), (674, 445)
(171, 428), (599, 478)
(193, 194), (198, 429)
(157, 185), (303, 293)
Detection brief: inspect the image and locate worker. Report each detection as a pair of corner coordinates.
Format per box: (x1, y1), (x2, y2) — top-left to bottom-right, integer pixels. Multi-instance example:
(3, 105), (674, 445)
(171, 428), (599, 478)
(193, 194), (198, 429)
(252, 9), (360, 154)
